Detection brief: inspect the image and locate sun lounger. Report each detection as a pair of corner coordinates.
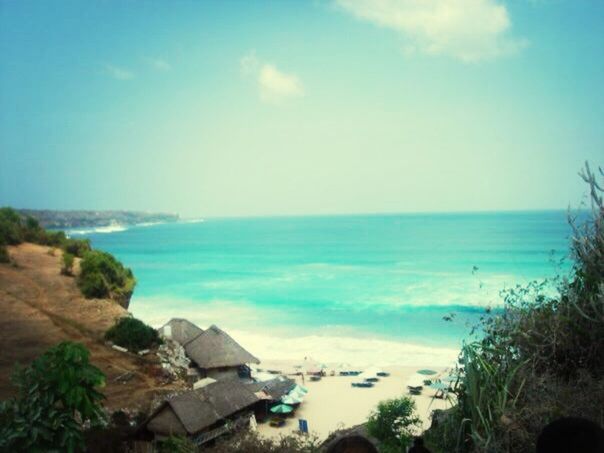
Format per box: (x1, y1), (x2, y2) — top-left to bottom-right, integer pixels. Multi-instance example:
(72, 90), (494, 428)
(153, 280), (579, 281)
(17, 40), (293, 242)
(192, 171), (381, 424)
(269, 418), (286, 427)
(377, 372), (390, 377)
(407, 385), (423, 395)
(352, 382), (374, 388)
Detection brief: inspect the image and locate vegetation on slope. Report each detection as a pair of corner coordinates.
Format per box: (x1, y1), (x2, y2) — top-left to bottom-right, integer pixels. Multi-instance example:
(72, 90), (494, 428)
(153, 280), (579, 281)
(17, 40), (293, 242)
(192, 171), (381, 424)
(105, 317), (161, 352)
(78, 250), (136, 305)
(0, 206), (136, 306)
(425, 163), (604, 452)
(0, 206), (91, 260)
(0, 342), (105, 452)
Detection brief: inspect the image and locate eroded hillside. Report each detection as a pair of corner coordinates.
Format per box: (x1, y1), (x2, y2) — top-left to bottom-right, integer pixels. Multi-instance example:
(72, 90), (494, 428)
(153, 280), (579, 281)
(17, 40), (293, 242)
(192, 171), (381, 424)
(0, 243), (183, 411)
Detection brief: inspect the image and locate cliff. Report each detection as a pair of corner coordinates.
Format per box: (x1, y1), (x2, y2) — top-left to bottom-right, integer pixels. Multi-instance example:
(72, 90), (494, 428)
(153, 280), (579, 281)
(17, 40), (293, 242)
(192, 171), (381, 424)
(0, 243), (184, 411)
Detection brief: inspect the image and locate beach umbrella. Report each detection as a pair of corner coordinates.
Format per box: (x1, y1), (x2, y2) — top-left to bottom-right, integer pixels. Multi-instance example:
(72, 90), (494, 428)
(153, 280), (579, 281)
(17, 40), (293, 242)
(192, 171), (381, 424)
(289, 388), (306, 399)
(417, 369), (437, 376)
(270, 404), (294, 414)
(429, 382), (448, 391)
(281, 394), (303, 405)
(293, 384), (308, 394)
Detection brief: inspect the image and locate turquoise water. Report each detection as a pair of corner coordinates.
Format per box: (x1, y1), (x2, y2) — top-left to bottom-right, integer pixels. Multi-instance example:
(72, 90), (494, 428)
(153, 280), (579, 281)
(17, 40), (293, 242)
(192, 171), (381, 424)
(78, 211), (570, 351)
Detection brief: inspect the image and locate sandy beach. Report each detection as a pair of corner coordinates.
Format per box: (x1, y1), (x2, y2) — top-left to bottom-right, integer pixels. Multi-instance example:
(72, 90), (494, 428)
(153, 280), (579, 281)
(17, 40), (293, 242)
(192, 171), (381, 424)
(255, 360), (453, 441)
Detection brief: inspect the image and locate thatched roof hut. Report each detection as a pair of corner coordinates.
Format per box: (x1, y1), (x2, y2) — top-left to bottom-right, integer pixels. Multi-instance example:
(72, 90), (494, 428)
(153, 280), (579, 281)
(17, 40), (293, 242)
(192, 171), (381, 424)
(183, 325), (260, 370)
(246, 376), (296, 401)
(159, 318), (204, 345)
(145, 380), (259, 439)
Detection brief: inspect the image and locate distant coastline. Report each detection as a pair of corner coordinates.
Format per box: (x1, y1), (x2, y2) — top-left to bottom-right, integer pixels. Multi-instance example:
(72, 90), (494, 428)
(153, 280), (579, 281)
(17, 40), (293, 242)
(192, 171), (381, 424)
(17, 209), (179, 229)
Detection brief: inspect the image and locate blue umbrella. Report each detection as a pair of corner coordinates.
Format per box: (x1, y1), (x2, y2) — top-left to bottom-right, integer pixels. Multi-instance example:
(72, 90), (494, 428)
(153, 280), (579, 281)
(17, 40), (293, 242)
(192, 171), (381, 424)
(417, 369), (437, 376)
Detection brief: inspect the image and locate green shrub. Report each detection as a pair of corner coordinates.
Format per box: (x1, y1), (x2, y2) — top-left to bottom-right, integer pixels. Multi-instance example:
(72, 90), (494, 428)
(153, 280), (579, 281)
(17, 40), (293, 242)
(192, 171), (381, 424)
(78, 250), (135, 303)
(63, 237), (91, 257)
(40, 230), (68, 248)
(437, 163), (604, 453)
(104, 317), (160, 352)
(22, 216), (43, 242)
(0, 207), (24, 245)
(0, 342), (105, 452)
(157, 435), (197, 453)
(366, 396), (421, 452)
(61, 252), (75, 276)
(0, 245), (9, 263)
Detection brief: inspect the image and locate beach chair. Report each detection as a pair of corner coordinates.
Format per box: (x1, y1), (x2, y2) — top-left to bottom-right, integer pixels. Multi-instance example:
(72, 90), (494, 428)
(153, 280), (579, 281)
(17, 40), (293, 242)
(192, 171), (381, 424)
(407, 385), (423, 395)
(269, 417), (286, 427)
(352, 382), (374, 388)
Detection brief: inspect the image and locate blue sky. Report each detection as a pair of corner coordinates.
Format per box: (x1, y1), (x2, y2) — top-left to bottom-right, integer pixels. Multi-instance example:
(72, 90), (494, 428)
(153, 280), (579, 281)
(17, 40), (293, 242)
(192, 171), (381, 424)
(0, 0), (602, 217)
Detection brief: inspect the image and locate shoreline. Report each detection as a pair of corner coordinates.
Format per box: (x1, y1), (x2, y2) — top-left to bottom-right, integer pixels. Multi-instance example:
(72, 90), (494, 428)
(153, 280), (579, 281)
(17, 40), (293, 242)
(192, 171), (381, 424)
(254, 362), (453, 440)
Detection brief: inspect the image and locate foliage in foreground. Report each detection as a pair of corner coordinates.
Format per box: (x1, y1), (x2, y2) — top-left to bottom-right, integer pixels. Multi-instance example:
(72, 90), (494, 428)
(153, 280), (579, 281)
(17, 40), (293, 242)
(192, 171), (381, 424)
(208, 430), (322, 453)
(157, 435), (198, 453)
(105, 316), (161, 352)
(78, 250), (136, 304)
(427, 163), (604, 453)
(0, 342), (106, 453)
(366, 396), (421, 453)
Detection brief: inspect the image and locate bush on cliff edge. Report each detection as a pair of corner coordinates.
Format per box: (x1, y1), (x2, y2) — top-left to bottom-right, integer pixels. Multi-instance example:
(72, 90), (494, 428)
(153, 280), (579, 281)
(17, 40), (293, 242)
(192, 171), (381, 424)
(77, 250), (136, 305)
(104, 316), (161, 352)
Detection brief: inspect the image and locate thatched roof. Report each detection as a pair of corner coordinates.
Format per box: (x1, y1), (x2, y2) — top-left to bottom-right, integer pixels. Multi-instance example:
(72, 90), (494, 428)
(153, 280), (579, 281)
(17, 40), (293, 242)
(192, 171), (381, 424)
(184, 325), (260, 369)
(321, 423), (379, 453)
(246, 376), (296, 401)
(159, 318), (204, 345)
(145, 380), (259, 436)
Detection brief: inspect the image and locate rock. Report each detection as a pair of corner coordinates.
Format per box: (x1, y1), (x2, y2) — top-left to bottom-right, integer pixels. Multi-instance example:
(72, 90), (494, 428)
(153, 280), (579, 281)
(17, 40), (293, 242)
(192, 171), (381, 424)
(138, 349), (150, 356)
(156, 338), (190, 381)
(112, 345), (128, 353)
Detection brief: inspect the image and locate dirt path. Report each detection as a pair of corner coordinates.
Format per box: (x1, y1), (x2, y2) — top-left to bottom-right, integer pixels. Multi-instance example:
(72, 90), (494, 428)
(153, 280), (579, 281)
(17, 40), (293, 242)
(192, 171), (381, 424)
(0, 243), (183, 412)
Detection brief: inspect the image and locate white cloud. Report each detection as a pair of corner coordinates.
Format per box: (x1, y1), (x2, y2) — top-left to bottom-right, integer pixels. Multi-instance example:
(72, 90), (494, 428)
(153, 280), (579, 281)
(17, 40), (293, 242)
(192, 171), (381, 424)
(103, 63), (134, 80)
(144, 57), (171, 71)
(335, 0), (528, 62)
(240, 51), (304, 104)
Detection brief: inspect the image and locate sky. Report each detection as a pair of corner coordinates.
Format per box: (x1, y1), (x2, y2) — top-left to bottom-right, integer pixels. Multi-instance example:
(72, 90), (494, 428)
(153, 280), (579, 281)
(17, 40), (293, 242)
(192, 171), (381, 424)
(0, 0), (603, 218)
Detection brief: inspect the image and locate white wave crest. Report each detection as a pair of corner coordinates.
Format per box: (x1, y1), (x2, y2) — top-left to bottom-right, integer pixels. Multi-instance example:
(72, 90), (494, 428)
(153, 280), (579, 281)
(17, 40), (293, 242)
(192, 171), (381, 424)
(130, 296), (459, 367)
(67, 224), (128, 236)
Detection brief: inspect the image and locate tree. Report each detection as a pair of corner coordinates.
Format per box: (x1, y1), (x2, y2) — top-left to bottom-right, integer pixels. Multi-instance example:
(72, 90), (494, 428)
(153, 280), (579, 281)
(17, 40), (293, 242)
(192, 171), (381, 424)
(366, 396), (421, 452)
(0, 342), (106, 452)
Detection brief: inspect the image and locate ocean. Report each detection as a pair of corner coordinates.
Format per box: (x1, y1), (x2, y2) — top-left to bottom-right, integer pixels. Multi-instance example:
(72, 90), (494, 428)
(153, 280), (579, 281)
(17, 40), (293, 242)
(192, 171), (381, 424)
(73, 211), (571, 366)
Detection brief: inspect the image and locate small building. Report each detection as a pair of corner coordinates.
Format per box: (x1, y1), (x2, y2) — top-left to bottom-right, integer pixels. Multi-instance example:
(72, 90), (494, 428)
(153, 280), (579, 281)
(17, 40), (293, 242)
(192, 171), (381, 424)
(142, 380), (259, 446)
(158, 318), (204, 345)
(183, 324), (260, 381)
(246, 376), (296, 402)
